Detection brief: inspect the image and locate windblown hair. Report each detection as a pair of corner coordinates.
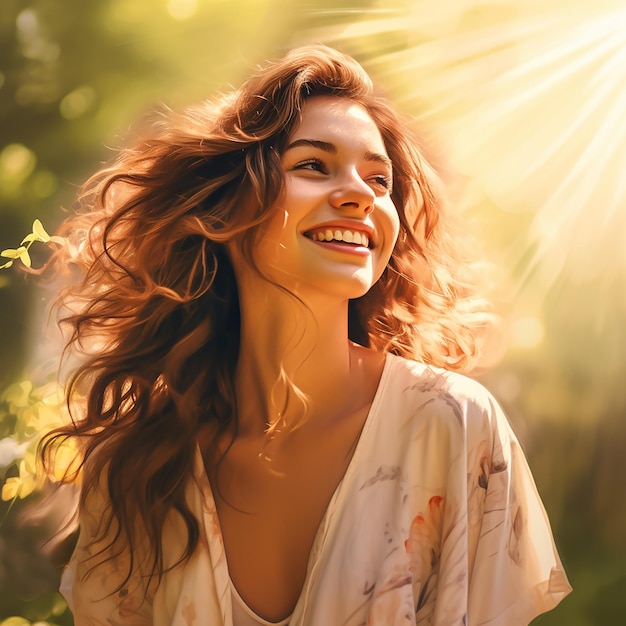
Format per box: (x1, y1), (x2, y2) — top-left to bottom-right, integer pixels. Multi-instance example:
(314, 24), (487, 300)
(40, 45), (491, 588)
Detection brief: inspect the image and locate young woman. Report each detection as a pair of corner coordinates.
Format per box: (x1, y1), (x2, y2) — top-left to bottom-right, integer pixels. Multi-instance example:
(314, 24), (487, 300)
(44, 45), (571, 625)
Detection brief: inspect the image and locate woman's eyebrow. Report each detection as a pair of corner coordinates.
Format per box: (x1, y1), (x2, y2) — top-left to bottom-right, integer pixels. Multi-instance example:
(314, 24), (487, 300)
(365, 151), (393, 170)
(285, 139), (392, 170)
(285, 138), (336, 153)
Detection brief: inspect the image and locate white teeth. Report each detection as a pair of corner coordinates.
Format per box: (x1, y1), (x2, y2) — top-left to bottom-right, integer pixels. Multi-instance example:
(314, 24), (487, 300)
(311, 228), (370, 247)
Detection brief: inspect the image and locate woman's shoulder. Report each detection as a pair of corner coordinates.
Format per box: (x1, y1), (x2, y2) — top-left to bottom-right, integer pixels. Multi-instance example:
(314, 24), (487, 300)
(378, 353), (509, 446)
(385, 353), (499, 413)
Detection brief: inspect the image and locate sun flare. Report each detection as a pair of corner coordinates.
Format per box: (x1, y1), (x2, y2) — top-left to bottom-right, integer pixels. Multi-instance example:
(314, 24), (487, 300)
(308, 0), (626, 308)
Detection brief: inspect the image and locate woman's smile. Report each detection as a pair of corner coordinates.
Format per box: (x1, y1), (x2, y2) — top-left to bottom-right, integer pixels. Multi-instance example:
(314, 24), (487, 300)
(242, 95), (400, 301)
(303, 220), (376, 258)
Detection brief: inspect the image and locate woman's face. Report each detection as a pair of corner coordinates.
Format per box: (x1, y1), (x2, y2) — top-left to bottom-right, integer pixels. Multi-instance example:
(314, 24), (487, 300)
(238, 95), (400, 302)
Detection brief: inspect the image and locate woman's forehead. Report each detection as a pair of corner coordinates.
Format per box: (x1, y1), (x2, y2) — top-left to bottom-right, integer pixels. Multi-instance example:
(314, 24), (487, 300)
(289, 96), (388, 154)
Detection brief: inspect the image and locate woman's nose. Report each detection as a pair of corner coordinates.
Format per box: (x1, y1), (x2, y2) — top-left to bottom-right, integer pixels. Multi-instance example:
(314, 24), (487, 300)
(329, 172), (376, 214)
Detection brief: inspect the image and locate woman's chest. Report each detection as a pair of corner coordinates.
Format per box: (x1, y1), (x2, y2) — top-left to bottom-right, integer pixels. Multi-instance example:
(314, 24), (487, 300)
(206, 409), (371, 621)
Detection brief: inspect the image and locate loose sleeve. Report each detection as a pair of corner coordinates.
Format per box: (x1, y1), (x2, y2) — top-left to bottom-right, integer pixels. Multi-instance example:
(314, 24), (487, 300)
(466, 394), (572, 626)
(60, 484), (153, 625)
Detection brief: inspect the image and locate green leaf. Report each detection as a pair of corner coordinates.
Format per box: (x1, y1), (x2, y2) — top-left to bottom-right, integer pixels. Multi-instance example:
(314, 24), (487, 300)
(2, 380), (33, 406)
(19, 248), (32, 268)
(0, 246), (31, 266)
(1, 476), (22, 501)
(32, 218), (51, 242)
(1, 248), (22, 259)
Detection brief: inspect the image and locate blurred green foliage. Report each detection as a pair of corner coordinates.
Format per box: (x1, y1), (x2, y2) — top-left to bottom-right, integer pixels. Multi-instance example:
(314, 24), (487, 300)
(1, 1), (625, 625)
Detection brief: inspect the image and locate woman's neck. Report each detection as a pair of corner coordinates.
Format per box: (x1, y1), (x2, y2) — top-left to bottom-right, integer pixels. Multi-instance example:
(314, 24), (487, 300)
(233, 285), (370, 437)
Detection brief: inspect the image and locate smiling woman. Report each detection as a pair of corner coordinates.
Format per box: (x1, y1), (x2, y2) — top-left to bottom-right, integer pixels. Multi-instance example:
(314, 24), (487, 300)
(39, 45), (570, 625)
(235, 96), (399, 303)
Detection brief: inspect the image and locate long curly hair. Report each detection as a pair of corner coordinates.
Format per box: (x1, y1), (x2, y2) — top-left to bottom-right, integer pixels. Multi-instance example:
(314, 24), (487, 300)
(40, 45), (492, 587)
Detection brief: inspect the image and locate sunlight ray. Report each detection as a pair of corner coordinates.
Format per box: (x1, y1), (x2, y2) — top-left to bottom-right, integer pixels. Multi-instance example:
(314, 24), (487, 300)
(309, 0), (626, 300)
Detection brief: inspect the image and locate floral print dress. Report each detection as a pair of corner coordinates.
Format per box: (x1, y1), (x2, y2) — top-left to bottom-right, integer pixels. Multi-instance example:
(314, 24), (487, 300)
(61, 354), (571, 625)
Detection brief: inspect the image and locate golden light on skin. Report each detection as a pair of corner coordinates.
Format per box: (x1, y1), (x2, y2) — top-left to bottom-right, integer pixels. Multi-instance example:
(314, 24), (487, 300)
(309, 0), (626, 299)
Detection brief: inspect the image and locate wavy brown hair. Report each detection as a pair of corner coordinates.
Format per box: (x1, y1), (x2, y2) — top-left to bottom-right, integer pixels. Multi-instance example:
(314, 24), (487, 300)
(40, 45), (491, 588)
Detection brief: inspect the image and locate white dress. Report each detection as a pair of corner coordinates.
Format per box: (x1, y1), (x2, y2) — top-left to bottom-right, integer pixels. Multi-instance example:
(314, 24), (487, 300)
(60, 354), (572, 625)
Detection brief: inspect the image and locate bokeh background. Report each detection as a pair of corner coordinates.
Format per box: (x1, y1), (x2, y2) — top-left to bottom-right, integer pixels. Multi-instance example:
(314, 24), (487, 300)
(1, 0), (625, 624)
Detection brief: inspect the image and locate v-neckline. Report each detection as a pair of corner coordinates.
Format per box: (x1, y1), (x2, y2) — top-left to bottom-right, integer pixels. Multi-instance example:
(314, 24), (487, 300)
(193, 352), (394, 624)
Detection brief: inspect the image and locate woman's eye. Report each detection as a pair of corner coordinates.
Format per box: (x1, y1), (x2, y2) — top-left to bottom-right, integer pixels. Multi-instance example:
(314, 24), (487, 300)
(294, 158), (326, 173)
(370, 175), (392, 191)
